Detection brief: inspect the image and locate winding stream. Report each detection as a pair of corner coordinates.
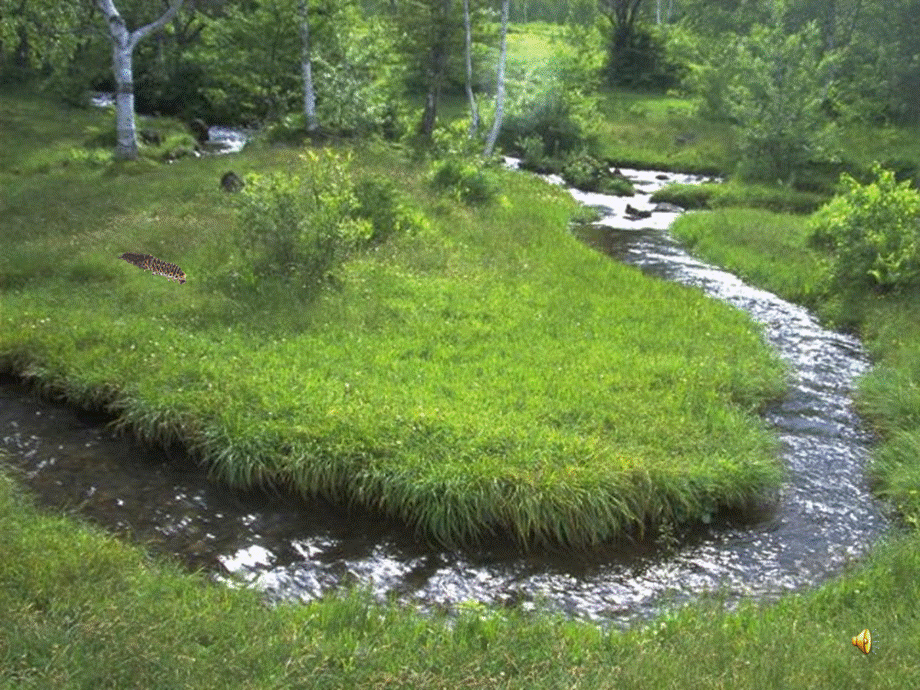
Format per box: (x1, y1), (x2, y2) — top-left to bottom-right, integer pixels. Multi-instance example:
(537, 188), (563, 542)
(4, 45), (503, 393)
(0, 167), (891, 626)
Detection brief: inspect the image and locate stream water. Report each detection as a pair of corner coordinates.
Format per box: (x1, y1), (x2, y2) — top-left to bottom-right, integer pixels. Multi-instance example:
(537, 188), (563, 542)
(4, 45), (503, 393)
(89, 92), (249, 155)
(0, 166), (891, 626)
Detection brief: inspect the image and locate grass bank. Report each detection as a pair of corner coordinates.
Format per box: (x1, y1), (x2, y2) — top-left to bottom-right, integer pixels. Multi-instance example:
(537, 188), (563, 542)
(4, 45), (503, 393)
(0, 90), (785, 547)
(670, 207), (920, 532)
(2, 467), (919, 689)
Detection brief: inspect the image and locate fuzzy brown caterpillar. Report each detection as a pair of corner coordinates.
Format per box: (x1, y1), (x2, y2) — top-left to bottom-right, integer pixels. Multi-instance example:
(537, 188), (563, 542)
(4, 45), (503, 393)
(119, 253), (186, 284)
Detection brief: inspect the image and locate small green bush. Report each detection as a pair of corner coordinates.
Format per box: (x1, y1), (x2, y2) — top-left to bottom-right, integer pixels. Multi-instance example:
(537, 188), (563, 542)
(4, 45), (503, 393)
(234, 150), (370, 287)
(561, 153), (634, 195)
(430, 157), (498, 205)
(353, 175), (429, 244)
(499, 75), (600, 159)
(517, 135), (547, 171)
(809, 165), (920, 292)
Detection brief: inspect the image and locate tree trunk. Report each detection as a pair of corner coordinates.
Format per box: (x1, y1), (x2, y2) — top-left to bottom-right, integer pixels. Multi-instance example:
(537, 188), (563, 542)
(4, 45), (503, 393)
(419, 0), (451, 138)
(484, 0), (510, 157)
(96, 0), (185, 160)
(299, 0), (318, 132)
(463, 0), (479, 138)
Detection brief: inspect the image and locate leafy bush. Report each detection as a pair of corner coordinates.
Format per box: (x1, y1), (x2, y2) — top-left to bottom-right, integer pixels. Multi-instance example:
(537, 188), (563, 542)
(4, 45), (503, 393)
(430, 157), (498, 205)
(560, 153), (634, 195)
(603, 23), (684, 89)
(234, 150), (370, 287)
(727, 16), (838, 185)
(809, 165), (920, 292)
(499, 72), (601, 160)
(353, 175), (429, 244)
(516, 135), (548, 171)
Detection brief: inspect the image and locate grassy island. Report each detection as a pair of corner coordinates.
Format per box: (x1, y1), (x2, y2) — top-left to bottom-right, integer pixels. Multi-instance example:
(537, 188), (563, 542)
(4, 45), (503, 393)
(0, 91), (785, 548)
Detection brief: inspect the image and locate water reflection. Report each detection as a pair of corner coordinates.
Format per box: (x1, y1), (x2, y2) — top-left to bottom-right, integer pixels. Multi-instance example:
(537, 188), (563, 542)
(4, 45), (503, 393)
(0, 168), (891, 626)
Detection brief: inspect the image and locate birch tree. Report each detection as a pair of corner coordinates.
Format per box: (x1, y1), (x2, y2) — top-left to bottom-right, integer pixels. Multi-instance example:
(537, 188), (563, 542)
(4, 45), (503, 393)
(463, 0), (479, 138)
(483, 0), (509, 157)
(96, 0), (185, 160)
(298, 0), (318, 132)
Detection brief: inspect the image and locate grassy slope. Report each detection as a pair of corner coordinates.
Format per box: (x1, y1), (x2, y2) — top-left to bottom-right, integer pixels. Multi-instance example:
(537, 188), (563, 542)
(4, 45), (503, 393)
(0, 90), (785, 547)
(2, 468), (919, 689)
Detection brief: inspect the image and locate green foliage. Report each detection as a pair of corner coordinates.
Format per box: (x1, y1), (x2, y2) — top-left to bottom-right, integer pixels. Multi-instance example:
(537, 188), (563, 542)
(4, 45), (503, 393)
(561, 152), (634, 194)
(727, 13), (839, 185)
(809, 165), (920, 292)
(500, 70), (602, 159)
(429, 156), (499, 204)
(234, 150), (369, 286)
(603, 23), (684, 90)
(193, 0), (302, 123)
(353, 175), (430, 243)
(193, 0), (387, 130)
(388, 0), (493, 96)
(310, 17), (407, 136)
(517, 134), (548, 170)
(682, 38), (742, 122)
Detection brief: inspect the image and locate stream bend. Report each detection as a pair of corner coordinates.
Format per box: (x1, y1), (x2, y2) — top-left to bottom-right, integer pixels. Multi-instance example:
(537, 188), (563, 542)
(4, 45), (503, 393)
(0, 167), (890, 625)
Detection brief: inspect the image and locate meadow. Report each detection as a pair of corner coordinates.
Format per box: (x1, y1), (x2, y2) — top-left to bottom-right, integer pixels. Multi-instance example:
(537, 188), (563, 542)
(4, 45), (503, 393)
(4, 19), (920, 687)
(0, 89), (785, 548)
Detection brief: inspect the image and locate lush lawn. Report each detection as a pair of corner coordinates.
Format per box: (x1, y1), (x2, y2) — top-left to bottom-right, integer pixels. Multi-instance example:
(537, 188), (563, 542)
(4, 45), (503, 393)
(2, 466), (919, 689)
(670, 209), (823, 308)
(0, 90), (785, 548)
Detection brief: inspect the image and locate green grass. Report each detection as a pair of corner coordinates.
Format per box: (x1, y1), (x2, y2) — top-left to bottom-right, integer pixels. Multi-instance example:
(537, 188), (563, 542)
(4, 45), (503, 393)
(653, 181), (827, 214)
(594, 90), (734, 174)
(670, 209), (823, 308)
(2, 466), (919, 689)
(0, 90), (786, 548)
(667, 205), (920, 534)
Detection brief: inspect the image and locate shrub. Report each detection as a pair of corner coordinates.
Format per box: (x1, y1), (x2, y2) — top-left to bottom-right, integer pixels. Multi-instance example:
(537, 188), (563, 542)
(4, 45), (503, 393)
(430, 157), (498, 205)
(560, 152), (634, 195)
(603, 23), (684, 90)
(727, 16), (838, 185)
(353, 175), (429, 244)
(498, 73), (601, 160)
(517, 135), (548, 171)
(234, 150), (369, 288)
(809, 165), (920, 292)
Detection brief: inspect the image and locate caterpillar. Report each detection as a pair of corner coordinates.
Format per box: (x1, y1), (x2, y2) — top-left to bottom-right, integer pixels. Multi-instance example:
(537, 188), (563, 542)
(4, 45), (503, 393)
(119, 252), (186, 284)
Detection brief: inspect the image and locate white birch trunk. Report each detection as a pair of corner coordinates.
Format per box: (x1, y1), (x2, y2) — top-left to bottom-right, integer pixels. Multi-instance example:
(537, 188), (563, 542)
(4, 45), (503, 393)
(483, 0), (509, 158)
(463, 0), (479, 138)
(299, 0), (318, 132)
(96, 0), (184, 160)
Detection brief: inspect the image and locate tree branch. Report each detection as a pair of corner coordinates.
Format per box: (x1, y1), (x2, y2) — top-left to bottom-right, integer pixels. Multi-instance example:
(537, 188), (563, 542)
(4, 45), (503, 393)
(130, 0), (185, 49)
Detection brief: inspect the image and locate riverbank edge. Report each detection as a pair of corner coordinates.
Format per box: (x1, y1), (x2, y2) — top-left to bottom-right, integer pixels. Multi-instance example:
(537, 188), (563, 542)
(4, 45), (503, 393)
(669, 207), (920, 531)
(2, 457), (918, 688)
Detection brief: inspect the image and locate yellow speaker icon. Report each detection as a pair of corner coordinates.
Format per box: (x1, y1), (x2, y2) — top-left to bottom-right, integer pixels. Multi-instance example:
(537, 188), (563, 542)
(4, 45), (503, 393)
(852, 628), (871, 655)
